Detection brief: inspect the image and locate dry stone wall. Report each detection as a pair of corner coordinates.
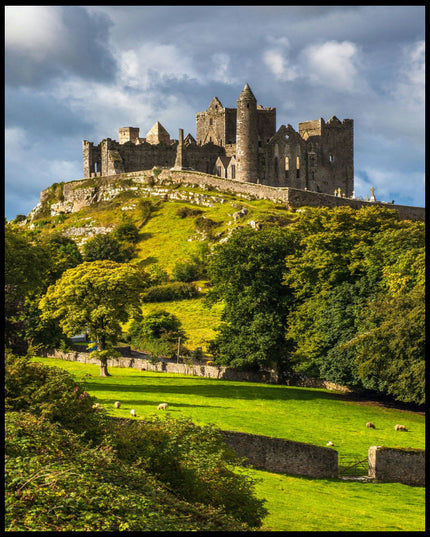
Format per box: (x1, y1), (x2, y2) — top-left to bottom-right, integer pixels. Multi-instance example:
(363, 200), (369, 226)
(368, 446), (425, 486)
(221, 430), (338, 479)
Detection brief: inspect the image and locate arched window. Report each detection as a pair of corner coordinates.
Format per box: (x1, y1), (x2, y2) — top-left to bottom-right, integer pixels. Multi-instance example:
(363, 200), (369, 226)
(285, 157), (289, 179)
(296, 156), (300, 178)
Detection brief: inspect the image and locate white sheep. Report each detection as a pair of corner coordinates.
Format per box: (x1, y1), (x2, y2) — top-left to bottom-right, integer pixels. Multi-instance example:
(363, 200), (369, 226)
(366, 422), (376, 429)
(114, 401), (121, 409)
(157, 403), (169, 410)
(326, 441), (334, 447)
(130, 409), (137, 417)
(394, 424), (407, 431)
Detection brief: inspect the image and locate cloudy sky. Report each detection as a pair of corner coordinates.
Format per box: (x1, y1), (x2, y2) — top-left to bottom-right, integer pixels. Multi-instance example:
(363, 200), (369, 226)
(5, 5), (425, 220)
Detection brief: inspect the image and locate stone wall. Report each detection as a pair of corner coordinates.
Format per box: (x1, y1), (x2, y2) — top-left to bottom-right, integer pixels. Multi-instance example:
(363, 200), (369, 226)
(221, 430), (338, 478)
(368, 446), (425, 486)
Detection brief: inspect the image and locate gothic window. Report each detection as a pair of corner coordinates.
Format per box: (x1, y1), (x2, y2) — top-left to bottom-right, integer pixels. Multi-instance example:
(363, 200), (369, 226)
(285, 157), (289, 179)
(296, 156), (300, 179)
(329, 154), (334, 163)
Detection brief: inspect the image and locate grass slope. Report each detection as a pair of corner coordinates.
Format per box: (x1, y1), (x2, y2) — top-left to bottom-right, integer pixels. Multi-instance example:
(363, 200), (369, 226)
(31, 358), (425, 532)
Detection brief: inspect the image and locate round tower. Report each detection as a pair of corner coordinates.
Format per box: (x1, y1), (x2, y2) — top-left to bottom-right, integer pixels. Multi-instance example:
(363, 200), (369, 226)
(236, 83), (258, 183)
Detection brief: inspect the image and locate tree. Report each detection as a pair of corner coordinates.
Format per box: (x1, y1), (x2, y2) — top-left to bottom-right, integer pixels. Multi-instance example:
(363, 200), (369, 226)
(207, 226), (295, 374)
(128, 310), (187, 358)
(83, 233), (132, 263)
(39, 260), (149, 376)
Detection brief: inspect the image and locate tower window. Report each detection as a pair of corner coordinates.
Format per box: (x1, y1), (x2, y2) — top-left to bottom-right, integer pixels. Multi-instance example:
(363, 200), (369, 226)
(209, 118), (213, 125)
(329, 154), (334, 163)
(296, 156), (300, 179)
(285, 157), (289, 179)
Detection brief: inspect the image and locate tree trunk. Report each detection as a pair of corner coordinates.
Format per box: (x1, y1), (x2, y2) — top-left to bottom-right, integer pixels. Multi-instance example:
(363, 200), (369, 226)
(98, 337), (110, 376)
(99, 362), (110, 377)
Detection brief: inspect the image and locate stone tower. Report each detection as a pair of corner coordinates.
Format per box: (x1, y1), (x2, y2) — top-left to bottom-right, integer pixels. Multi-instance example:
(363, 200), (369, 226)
(236, 83), (259, 183)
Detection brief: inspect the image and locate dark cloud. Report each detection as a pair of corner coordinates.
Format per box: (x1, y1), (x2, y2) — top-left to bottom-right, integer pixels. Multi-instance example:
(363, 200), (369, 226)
(5, 6), (117, 88)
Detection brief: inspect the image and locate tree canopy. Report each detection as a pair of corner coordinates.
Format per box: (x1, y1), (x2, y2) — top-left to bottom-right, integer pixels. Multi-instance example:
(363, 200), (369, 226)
(39, 260), (149, 375)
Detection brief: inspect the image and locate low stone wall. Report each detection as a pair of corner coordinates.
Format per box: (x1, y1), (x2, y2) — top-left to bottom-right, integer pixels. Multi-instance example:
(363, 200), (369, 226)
(46, 349), (280, 383)
(221, 430), (338, 479)
(368, 446), (425, 486)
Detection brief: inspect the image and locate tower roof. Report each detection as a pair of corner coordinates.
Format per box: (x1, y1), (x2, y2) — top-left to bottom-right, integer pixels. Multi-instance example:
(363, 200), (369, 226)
(145, 121), (171, 144)
(238, 82), (256, 101)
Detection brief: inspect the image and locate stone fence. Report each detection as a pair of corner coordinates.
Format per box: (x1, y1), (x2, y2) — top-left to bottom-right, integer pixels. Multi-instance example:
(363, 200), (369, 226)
(47, 348), (353, 392)
(221, 430), (338, 479)
(368, 446), (425, 486)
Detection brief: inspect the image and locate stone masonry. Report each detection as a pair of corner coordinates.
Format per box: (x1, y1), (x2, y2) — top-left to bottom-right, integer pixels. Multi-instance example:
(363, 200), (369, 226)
(83, 83), (354, 197)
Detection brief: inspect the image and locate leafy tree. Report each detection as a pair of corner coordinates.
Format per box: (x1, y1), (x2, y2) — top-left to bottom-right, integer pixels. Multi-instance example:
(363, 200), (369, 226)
(207, 226), (295, 374)
(39, 260), (149, 376)
(42, 234), (82, 284)
(112, 221), (140, 244)
(129, 310), (186, 358)
(83, 233), (132, 263)
(284, 206), (425, 403)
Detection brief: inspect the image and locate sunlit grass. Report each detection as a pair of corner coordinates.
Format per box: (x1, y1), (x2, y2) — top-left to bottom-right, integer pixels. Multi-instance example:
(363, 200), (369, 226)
(30, 357), (425, 532)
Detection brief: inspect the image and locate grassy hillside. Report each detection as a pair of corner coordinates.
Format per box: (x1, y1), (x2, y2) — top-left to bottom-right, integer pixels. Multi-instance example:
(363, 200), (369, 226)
(25, 180), (298, 348)
(30, 358), (426, 532)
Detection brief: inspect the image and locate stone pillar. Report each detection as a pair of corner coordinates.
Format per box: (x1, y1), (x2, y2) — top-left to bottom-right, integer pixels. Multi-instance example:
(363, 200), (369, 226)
(236, 83), (259, 183)
(174, 129), (184, 169)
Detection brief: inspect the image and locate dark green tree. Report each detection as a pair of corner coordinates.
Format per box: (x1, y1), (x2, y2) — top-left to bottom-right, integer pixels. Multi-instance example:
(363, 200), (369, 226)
(207, 226), (295, 374)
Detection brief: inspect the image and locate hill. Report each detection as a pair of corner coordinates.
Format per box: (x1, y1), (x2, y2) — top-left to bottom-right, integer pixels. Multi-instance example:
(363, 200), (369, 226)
(19, 170), (299, 349)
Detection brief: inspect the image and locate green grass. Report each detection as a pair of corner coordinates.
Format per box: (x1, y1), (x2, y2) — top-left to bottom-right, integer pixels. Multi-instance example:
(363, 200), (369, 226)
(30, 357), (425, 532)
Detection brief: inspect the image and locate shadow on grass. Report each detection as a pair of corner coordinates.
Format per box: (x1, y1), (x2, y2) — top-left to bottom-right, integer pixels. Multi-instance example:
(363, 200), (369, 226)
(82, 377), (341, 403)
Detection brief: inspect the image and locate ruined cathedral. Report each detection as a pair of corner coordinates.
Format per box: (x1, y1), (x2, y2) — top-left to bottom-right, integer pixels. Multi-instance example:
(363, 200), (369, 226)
(83, 83), (354, 197)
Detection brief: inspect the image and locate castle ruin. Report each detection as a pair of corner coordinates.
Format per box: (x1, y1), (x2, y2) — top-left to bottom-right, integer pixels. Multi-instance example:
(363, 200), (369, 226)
(83, 83), (354, 197)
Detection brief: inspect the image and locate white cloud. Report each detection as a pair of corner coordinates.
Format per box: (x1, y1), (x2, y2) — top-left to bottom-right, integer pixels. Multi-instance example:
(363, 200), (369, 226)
(263, 49), (298, 81)
(303, 40), (362, 92)
(393, 40), (425, 107)
(5, 6), (63, 60)
(118, 43), (199, 89)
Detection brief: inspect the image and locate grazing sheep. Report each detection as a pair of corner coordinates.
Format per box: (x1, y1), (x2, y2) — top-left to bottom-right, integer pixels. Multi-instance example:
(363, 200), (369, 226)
(130, 409), (137, 417)
(366, 422), (376, 429)
(326, 441), (334, 447)
(157, 403), (169, 411)
(114, 401), (121, 409)
(92, 403), (101, 409)
(395, 424), (408, 431)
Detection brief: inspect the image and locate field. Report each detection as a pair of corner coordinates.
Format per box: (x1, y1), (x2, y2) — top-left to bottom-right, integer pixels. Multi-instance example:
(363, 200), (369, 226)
(32, 357), (425, 532)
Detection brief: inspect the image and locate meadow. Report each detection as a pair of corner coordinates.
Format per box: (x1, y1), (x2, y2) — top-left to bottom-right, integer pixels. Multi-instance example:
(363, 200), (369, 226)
(32, 357), (425, 532)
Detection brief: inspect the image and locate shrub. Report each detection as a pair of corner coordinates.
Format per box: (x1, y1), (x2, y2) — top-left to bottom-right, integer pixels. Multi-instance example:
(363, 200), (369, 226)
(83, 233), (132, 263)
(108, 415), (268, 526)
(142, 282), (199, 302)
(176, 206), (203, 218)
(112, 222), (139, 244)
(4, 351), (106, 443)
(172, 260), (201, 282)
(5, 412), (249, 531)
(194, 215), (219, 235)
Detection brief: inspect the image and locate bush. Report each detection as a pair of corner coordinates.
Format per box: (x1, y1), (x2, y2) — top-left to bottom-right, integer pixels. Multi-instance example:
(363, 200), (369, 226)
(108, 415), (268, 526)
(112, 222), (140, 244)
(176, 206), (203, 218)
(172, 260), (201, 282)
(194, 215), (219, 234)
(4, 351), (106, 443)
(142, 282), (199, 302)
(5, 412), (249, 531)
(83, 233), (132, 263)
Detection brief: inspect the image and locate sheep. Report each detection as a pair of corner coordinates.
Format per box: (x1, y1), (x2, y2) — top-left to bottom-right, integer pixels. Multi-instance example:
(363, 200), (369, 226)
(114, 401), (121, 409)
(326, 441), (334, 447)
(394, 424), (408, 431)
(130, 409), (137, 417)
(157, 403), (169, 411)
(366, 422), (376, 429)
